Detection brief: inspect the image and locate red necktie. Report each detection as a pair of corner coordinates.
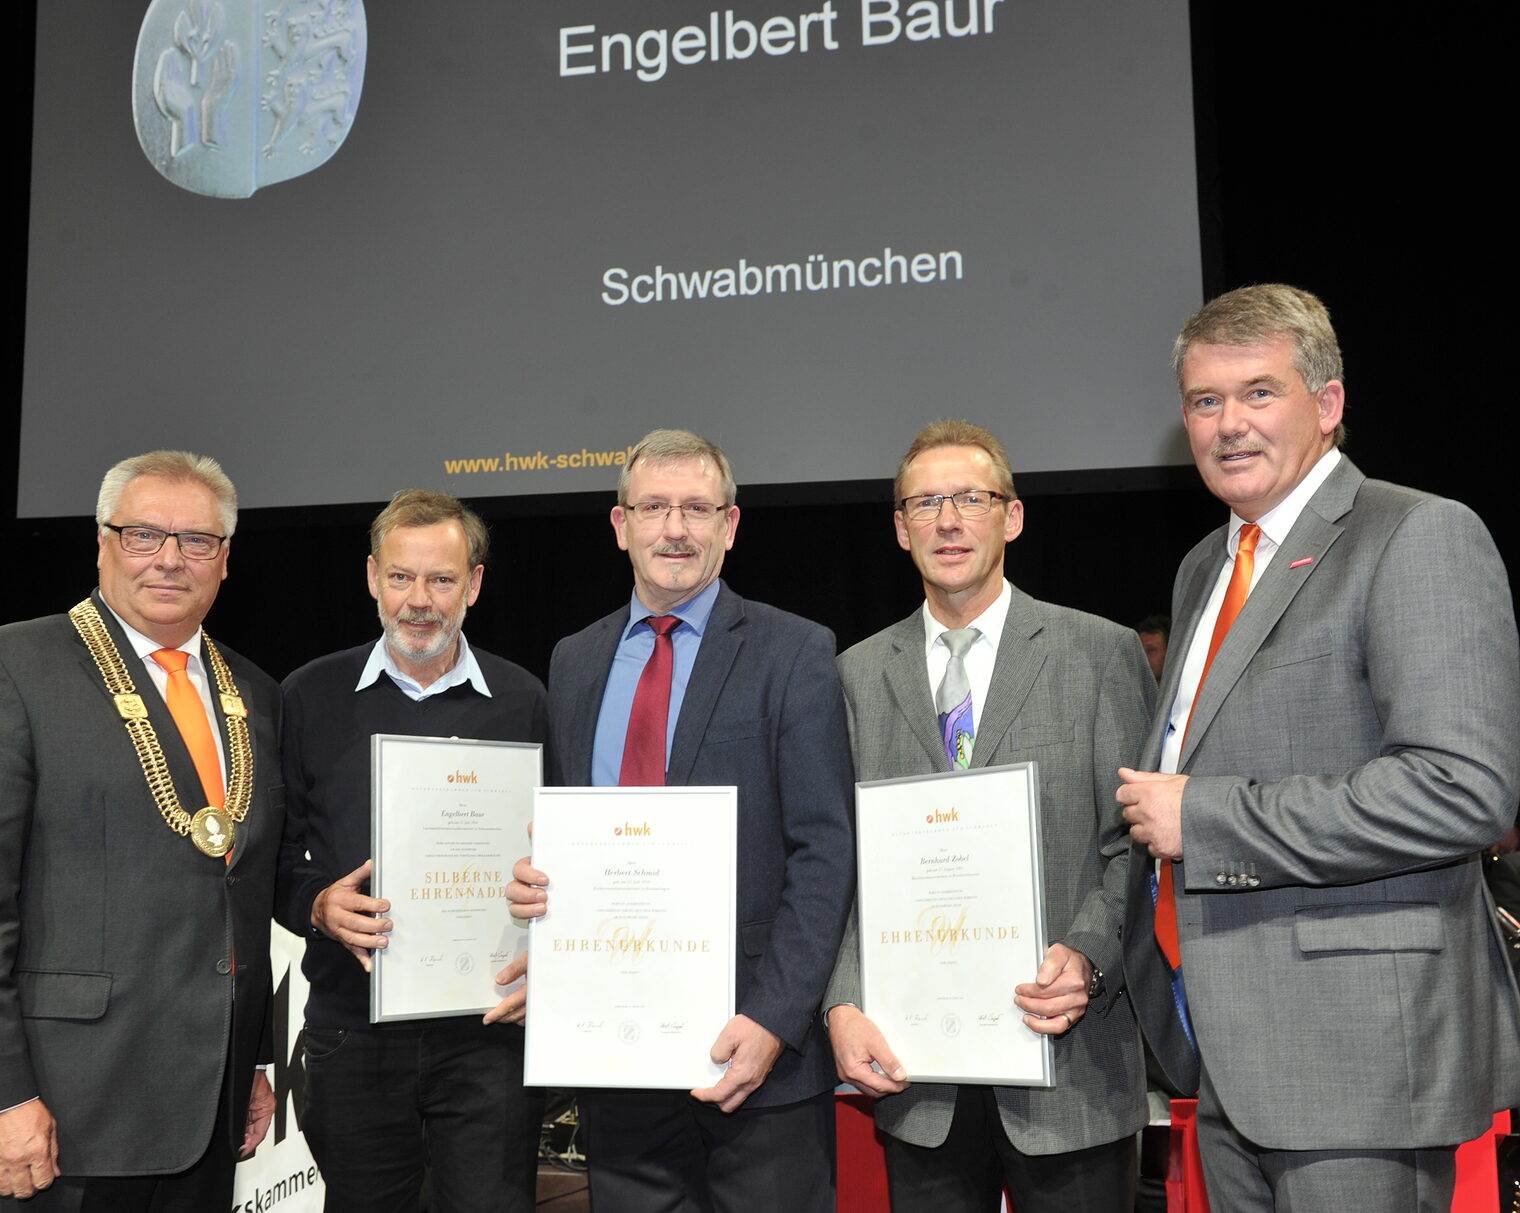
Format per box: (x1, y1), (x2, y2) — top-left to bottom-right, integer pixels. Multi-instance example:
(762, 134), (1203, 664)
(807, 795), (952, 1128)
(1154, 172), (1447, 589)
(619, 616), (679, 786)
(1155, 524), (1261, 969)
(151, 648), (224, 809)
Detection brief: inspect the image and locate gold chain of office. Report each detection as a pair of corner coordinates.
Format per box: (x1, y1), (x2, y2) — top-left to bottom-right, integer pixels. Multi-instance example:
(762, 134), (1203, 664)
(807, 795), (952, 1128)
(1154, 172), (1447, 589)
(68, 598), (254, 858)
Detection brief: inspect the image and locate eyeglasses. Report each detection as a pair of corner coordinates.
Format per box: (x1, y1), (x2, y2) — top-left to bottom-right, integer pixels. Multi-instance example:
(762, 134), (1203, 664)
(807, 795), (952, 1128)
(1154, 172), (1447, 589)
(625, 502), (729, 524)
(898, 490), (1008, 521)
(103, 523), (227, 560)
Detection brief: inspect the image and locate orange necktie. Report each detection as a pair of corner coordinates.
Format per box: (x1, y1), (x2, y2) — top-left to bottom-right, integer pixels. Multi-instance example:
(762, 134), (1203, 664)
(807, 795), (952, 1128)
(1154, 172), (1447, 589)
(151, 648), (225, 810)
(1154, 523), (1261, 969)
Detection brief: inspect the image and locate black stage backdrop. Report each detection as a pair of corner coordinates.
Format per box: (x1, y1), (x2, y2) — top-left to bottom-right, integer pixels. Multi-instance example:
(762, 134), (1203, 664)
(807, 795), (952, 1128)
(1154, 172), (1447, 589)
(4, 0), (1504, 685)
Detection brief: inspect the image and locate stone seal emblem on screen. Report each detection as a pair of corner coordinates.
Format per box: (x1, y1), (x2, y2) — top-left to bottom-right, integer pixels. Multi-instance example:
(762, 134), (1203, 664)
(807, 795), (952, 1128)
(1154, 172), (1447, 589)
(132, 0), (366, 199)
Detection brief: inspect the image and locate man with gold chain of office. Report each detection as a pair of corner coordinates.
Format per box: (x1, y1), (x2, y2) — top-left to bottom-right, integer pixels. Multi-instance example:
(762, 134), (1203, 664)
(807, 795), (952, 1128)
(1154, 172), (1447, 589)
(0, 450), (281, 1211)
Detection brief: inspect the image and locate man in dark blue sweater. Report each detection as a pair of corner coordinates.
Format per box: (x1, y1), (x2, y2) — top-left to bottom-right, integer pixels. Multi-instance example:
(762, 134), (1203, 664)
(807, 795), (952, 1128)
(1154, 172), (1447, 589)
(275, 490), (547, 1213)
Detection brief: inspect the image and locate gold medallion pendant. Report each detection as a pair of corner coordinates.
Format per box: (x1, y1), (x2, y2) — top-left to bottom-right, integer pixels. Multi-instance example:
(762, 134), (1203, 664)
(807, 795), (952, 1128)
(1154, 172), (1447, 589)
(191, 807), (237, 858)
(70, 599), (255, 859)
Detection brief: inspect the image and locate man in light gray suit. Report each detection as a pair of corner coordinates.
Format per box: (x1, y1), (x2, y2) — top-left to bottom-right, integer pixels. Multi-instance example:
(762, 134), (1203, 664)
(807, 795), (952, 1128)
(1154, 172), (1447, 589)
(825, 419), (1154, 1212)
(1120, 284), (1520, 1210)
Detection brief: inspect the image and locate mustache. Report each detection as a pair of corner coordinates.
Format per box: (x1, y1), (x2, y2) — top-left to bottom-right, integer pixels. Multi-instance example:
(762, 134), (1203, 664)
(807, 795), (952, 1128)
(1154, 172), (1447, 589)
(396, 610), (446, 627)
(653, 542), (698, 557)
(1210, 437), (1265, 459)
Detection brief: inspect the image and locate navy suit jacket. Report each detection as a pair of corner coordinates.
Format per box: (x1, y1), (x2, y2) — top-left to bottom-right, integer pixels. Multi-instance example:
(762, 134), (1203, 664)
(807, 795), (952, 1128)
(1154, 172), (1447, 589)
(547, 582), (855, 1107)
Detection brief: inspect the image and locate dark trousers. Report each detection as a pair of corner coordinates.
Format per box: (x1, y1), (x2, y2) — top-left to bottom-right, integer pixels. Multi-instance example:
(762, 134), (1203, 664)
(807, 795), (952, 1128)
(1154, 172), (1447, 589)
(578, 1088), (836, 1213)
(301, 1019), (544, 1213)
(881, 1085), (1136, 1213)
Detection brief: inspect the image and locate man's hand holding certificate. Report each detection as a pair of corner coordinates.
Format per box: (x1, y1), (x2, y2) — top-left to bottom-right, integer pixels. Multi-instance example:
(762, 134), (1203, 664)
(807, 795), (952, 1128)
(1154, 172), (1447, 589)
(852, 764), (1054, 1087)
(509, 787), (740, 1092)
(369, 736), (542, 1022)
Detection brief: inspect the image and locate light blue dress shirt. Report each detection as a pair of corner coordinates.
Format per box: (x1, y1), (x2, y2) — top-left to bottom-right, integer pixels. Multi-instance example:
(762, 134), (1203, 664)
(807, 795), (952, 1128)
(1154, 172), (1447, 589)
(590, 580), (721, 786)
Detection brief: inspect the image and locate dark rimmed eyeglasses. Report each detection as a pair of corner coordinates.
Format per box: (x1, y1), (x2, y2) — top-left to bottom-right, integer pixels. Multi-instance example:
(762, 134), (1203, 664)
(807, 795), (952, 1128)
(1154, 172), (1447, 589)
(103, 523), (227, 560)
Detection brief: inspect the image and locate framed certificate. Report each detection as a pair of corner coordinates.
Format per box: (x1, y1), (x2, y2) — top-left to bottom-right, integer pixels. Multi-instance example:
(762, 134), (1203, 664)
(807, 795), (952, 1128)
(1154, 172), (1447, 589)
(369, 735), (541, 1023)
(524, 786), (738, 1090)
(856, 763), (1053, 1086)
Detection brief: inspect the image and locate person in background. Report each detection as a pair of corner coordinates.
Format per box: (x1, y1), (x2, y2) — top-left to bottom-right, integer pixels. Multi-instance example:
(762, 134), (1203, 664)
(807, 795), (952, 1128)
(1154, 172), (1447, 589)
(1133, 614), (1170, 683)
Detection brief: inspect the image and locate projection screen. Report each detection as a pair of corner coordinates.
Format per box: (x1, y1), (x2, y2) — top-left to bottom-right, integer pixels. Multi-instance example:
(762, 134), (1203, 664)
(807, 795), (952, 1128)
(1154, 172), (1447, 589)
(21, 0), (1200, 514)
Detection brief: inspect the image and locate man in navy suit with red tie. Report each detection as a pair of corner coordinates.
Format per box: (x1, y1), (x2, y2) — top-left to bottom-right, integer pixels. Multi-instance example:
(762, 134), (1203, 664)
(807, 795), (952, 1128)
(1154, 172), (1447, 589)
(498, 429), (855, 1213)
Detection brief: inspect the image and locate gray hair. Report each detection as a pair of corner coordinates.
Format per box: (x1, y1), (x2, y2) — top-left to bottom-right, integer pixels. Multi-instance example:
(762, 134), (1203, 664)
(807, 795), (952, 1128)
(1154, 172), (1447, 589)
(617, 429), (737, 507)
(96, 450), (238, 537)
(1173, 284), (1346, 446)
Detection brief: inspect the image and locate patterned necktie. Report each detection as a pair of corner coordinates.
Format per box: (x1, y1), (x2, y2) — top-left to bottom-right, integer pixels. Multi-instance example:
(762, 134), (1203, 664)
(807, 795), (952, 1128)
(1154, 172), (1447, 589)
(935, 627), (980, 770)
(1155, 523), (1262, 969)
(151, 648), (224, 809)
(619, 616), (680, 786)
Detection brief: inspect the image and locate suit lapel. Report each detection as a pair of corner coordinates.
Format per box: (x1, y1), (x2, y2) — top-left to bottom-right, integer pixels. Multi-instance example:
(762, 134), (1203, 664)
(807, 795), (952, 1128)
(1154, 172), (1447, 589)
(880, 611), (946, 769)
(666, 585), (743, 785)
(561, 609), (627, 785)
(1179, 459), (1362, 769)
(1143, 540), (1222, 765)
(970, 588), (1047, 768)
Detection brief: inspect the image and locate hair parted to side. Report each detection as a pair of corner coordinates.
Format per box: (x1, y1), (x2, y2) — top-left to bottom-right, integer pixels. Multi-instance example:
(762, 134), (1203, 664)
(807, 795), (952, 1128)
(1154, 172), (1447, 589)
(617, 429), (737, 507)
(893, 419), (1017, 506)
(370, 489), (490, 568)
(1173, 283), (1346, 446)
(96, 450), (239, 537)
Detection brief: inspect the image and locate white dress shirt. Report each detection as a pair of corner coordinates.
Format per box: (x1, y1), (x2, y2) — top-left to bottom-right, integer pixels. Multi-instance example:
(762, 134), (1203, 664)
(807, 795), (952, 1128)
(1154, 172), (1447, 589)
(1160, 448), (1341, 773)
(104, 602), (228, 786)
(920, 579), (1013, 752)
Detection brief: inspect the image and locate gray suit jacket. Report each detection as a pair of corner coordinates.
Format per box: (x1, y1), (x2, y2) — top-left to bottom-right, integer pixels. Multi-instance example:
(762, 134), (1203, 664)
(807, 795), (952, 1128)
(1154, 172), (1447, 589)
(0, 593), (280, 1175)
(826, 586), (1154, 1154)
(1124, 456), (1520, 1149)
(547, 582), (856, 1108)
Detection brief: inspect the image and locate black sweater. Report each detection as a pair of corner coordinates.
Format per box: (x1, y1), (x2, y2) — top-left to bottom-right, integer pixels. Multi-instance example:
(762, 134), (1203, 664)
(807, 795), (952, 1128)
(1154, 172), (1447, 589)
(275, 642), (547, 1028)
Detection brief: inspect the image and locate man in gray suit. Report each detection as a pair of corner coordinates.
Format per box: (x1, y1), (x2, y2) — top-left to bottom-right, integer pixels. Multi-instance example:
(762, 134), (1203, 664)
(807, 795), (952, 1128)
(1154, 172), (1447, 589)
(825, 419), (1154, 1212)
(0, 451), (280, 1210)
(1120, 284), (1520, 1210)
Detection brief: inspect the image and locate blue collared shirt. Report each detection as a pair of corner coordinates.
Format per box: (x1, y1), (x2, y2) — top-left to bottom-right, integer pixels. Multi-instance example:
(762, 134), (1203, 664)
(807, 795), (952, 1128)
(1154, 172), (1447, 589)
(590, 579), (721, 786)
(354, 633), (493, 702)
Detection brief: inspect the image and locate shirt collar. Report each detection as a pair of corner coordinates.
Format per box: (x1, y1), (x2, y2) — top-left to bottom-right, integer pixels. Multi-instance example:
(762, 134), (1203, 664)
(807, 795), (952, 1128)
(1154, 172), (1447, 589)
(1226, 447), (1342, 554)
(920, 579), (1011, 657)
(621, 578), (722, 642)
(100, 599), (204, 666)
(355, 632), (491, 699)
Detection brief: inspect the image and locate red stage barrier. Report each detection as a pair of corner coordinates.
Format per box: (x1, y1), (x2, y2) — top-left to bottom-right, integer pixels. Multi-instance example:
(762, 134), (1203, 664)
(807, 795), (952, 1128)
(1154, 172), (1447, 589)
(837, 1092), (1510, 1212)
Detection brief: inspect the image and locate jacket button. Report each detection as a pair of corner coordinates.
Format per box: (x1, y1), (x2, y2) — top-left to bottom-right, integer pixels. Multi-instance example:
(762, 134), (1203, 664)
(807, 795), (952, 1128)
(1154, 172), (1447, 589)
(216, 958), (232, 975)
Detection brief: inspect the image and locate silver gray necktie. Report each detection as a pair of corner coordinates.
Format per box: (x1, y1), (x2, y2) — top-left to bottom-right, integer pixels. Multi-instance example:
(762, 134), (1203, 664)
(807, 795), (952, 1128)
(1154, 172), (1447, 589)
(935, 627), (979, 769)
